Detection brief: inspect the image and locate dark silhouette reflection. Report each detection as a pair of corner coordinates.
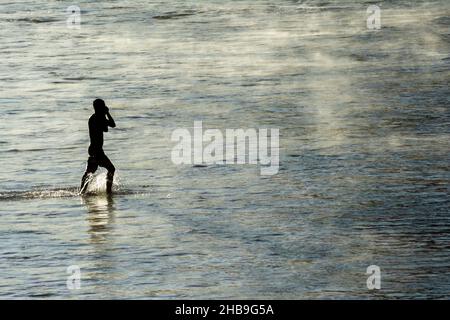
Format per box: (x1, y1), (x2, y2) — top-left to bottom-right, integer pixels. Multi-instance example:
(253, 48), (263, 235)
(82, 194), (116, 243)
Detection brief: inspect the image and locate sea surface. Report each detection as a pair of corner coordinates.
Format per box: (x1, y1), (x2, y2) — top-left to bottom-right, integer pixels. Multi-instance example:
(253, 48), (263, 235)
(0, 0), (449, 299)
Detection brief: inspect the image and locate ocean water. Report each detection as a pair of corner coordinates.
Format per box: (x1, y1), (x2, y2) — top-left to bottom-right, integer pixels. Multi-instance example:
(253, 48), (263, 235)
(0, 0), (449, 299)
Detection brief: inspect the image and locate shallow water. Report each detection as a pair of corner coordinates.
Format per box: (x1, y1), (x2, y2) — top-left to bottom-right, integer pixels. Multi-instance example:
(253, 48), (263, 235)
(0, 1), (449, 299)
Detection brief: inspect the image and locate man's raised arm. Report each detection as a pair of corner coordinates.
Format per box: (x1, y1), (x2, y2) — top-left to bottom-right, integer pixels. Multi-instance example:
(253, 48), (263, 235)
(105, 107), (116, 128)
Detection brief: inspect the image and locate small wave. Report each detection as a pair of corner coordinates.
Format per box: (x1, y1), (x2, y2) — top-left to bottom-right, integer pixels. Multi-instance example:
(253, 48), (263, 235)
(434, 16), (450, 26)
(193, 164), (208, 168)
(0, 186), (151, 202)
(62, 77), (98, 81)
(7, 17), (59, 24)
(4, 145), (78, 153)
(153, 11), (197, 20)
(4, 148), (47, 153)
(0, 187), (79, 201)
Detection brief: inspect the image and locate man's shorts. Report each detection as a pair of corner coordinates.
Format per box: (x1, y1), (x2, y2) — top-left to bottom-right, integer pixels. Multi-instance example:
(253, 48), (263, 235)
(86, 150), (115, 173)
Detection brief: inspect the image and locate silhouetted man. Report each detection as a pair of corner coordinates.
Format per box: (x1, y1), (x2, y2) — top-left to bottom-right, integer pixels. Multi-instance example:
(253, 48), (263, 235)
(80, 99), (116, 194)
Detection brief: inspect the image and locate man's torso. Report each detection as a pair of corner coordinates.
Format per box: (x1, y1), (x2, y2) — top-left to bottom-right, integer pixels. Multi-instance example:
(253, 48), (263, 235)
(88, 114), (108, 156)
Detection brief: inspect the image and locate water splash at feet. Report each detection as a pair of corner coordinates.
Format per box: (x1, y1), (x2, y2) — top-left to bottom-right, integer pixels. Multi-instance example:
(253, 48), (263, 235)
(82, 172), (121, 195)
(0, 172), (151, 201)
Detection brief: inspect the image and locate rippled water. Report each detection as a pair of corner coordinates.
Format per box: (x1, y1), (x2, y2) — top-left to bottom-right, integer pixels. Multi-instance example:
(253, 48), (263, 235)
(0, 0), (449, 299)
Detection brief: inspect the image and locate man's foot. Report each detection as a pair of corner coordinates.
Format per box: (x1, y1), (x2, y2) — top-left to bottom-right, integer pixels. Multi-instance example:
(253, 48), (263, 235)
(80, 173), (93, 195)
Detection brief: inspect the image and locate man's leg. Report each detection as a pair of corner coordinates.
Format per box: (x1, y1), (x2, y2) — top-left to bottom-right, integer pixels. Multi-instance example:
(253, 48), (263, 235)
(99, 155), (115, 194)
(80, 157), (98, 193)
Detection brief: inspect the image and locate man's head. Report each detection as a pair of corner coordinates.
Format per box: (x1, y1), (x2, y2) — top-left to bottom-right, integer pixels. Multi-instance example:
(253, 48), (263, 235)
(93, 98), (107, 114)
